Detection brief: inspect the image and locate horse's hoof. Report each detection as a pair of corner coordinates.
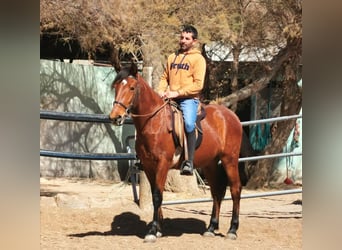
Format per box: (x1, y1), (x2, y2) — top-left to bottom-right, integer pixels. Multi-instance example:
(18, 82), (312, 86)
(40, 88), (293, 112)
(226, 232), (237, 240)
(144, 232), (162, 243)
(203, 231), (215, 237)
(144, 234), (157, 243)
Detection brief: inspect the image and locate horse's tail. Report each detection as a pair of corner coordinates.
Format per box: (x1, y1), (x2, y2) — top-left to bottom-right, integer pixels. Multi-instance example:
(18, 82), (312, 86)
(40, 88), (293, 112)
(217, 161), (229, 189)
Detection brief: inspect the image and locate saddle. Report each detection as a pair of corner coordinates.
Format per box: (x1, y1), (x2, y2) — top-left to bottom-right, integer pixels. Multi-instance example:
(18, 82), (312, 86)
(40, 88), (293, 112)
(169, 100), (206, 150)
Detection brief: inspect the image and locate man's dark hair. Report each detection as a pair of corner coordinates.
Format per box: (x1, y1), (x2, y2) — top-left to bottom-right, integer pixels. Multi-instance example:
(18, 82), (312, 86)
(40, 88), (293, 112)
(182, 25), (198, 40)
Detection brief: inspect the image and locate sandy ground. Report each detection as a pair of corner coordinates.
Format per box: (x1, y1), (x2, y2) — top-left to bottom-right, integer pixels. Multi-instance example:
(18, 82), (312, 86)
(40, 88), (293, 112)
(40, 177), (302, 250)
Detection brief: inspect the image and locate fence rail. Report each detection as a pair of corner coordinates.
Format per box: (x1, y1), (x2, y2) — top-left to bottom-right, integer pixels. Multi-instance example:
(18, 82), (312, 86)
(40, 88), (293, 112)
(239, 152), (302, 162)
(41, 110), (301, 126)
(162, 188), (302, 205)
(40, 109), (302, 203)
(40, 110), (302, 161)
(40, 149), (136, 160)
(40, 110), (133, 124)
(241, 114), (302, 126)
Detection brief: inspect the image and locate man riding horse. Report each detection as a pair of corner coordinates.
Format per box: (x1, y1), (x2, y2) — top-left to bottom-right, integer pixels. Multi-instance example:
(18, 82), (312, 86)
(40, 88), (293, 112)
(157, 25), (206, 176)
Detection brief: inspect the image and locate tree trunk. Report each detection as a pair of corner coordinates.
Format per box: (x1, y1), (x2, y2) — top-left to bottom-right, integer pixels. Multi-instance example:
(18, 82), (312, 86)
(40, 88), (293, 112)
(229, 46), (241, 112)
(246, 39), (302, 189)
(140, 38), (164, 90)
(107, 44), (121, 72)
(246, 82), (301, 188)
(137, 59), (155, 210)
(138, 171), (152, 210)
(164, 169), (199, 194)
(223, 38), (301, 109)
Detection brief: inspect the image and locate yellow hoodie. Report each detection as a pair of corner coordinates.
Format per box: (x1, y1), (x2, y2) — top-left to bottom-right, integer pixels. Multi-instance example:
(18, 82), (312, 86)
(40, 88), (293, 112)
(157, 48), (206, 98)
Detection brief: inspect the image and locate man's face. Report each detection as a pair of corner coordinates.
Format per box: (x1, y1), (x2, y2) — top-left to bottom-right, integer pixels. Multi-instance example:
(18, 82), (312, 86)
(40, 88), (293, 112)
(179, 31), (196, 52)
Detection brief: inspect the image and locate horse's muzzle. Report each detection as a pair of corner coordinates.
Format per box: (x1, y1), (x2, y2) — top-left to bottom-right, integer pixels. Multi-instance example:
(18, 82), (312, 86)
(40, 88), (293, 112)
(109, 115), (125, 126)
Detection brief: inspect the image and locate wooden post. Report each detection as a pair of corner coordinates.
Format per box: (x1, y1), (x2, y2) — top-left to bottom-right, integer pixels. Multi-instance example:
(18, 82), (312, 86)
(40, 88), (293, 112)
(138, 66), (153, 210)
(142, 66), (153, 86)
(138, 171), (152, 210)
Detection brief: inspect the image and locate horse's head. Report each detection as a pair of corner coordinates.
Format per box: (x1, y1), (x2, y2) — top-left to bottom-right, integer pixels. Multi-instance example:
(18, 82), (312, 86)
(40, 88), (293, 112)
(109, 63), (139, 126)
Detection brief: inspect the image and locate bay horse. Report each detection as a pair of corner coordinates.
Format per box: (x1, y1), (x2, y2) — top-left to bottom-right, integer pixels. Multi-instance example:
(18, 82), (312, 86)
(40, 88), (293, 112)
(109, 63), (242, 243)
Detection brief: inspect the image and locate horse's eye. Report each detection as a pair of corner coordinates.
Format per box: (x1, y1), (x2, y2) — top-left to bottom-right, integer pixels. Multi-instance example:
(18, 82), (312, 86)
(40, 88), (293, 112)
(130, 87), (135, 91)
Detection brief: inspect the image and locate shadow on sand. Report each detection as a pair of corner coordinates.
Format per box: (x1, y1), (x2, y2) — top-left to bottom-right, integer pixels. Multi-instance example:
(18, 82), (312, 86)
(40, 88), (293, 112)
(68, 211), (210, 239)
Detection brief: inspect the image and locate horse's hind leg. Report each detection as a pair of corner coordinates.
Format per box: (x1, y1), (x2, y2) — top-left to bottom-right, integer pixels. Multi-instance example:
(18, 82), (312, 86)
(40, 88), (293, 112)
(202, 163), (228, 237)
(222, 156), (241, 240)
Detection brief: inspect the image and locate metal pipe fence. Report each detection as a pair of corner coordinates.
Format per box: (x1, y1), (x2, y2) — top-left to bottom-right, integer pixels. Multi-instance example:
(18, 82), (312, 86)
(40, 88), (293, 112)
(162, 188), (302, 206)
(40, 110), (302, 202)
(40, 110), (302, 161)
(40, 149), (136, 160)
(41, 110), (301, 126)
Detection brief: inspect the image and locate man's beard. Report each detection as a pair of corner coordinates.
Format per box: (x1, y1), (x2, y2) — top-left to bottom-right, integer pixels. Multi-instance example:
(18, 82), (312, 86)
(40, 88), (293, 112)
(180, 44), (190, 52)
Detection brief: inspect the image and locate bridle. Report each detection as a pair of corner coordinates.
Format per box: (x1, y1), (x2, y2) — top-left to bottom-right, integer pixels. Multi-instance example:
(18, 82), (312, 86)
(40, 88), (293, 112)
(112, 75), (170, 119)
(113, 100), (131, 116)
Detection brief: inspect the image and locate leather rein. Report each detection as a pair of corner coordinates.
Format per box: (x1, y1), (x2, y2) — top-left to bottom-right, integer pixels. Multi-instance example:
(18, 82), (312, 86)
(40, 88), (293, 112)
(130, 99), (169, 118)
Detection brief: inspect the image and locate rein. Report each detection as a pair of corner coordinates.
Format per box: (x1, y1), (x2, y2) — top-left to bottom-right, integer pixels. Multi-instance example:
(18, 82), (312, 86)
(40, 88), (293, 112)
(130, 99), (170, 118)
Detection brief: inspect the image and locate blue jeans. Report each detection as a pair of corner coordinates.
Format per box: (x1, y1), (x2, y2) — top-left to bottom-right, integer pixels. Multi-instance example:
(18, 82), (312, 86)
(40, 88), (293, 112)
(176, 98), (199, 133)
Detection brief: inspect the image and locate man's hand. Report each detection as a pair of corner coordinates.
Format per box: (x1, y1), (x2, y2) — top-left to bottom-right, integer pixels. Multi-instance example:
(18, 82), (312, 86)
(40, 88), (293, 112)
(159, 90), (179, 99)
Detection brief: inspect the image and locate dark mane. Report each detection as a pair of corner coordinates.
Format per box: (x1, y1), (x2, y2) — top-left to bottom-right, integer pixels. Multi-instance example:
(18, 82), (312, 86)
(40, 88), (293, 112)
(111, 66), (131, 88)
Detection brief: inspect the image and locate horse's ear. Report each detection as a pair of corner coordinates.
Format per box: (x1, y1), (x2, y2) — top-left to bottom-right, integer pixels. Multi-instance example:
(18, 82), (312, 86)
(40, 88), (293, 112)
(114, 63), (121, 73)
(129, 62), (138, 77)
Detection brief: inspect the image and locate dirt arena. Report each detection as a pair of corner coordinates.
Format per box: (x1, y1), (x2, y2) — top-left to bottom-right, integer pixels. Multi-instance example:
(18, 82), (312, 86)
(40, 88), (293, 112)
(40, 177), (302, 250)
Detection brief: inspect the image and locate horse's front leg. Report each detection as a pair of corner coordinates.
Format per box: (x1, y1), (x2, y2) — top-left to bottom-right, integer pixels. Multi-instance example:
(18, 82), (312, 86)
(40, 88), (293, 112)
(144, 186), (163, 243)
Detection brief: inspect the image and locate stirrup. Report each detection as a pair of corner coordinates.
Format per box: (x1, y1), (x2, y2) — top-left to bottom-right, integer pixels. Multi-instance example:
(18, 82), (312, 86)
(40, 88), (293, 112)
(180, 160), (193, 176)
